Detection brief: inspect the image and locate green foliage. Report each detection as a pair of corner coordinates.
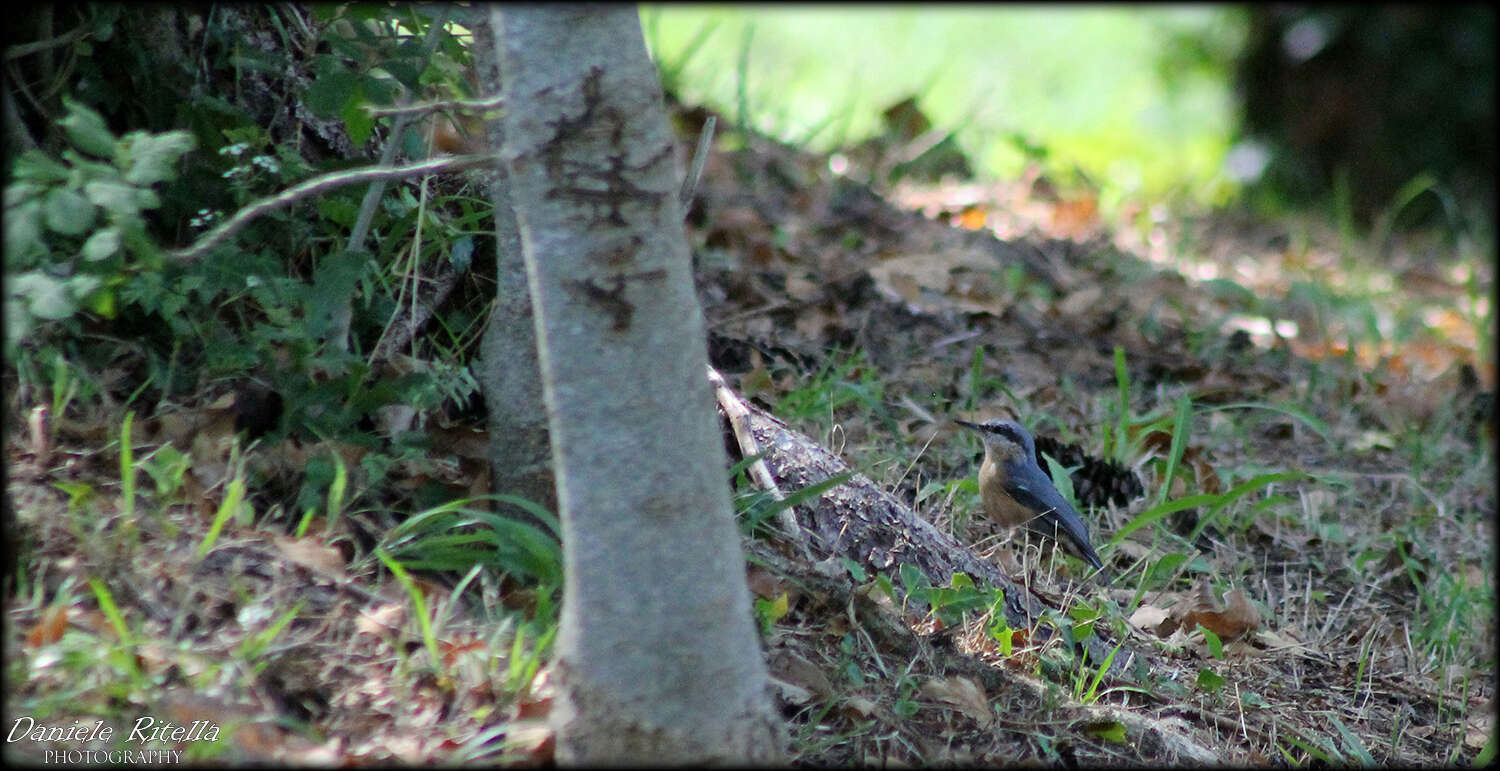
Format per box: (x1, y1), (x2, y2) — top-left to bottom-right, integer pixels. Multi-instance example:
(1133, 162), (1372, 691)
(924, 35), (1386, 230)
(197, 448), (249, 559)
(378, 496), (563, 589)
(86, 577), (135, 649)
(375, 547), (444, 674)
(118, 411), (136, 522)
(307, 4), (476, 149)
(1099, 346), (1185, 468)
(5, 100), (194, 355)
(1198, 624), (1224, 659)
(501, 611), (557, 698)
(1072, 639), (1120, 704)
(6, 8), (491, 531)
(1101, 372), (1313, 568)
(898, 566), (1007, 630)
(376, 493), (563, 691)
(1155, 395), (1192, 508)
(734, 468), (854, 538)
(772, 348), (891, 431)
(753, 592), (790, 637)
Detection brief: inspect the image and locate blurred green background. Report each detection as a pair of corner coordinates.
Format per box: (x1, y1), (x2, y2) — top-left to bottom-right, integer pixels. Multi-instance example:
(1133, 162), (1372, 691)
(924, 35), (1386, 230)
(641, 6), (1242, 212)
(639, 6), (1494, 228)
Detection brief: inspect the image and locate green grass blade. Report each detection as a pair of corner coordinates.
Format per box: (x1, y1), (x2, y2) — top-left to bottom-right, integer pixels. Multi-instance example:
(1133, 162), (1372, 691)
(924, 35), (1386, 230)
(1189, 471), (1305, 542)
(1107, 493), (1220, 549)
(119, 411), (135, 522)
(375, 547), (441, 673)
(1202, 402), (1332, 445)
(1113, 345), (1130, 459)
(87, 577), (133, 647)
(1155, 395), (1192, 508)
(197, 472), (246, 559)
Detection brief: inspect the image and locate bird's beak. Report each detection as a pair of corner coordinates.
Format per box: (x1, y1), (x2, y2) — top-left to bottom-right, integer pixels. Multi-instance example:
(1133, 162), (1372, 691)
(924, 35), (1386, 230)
(954, 420), (982, 432)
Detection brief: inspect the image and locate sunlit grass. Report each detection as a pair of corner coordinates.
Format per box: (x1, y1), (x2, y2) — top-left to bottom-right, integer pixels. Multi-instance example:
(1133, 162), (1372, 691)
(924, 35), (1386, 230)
(641, 6), (1245, 210)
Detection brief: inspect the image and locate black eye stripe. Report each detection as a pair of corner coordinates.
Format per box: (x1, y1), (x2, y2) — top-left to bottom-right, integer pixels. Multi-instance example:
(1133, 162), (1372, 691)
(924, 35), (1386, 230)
(991, 424), (1024, 444)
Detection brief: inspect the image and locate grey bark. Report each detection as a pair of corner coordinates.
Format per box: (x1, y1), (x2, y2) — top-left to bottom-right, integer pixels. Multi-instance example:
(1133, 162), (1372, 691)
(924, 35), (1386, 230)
(471, 11), (557, 525)
(492, 6), (783, 765)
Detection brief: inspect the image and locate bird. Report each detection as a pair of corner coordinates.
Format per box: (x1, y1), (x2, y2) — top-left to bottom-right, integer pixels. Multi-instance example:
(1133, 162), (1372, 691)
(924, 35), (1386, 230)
(954, 418), (1106, 575)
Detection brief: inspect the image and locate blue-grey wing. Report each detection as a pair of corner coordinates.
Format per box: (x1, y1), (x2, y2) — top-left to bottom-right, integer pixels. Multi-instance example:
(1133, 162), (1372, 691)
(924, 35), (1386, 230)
(1007, 469), (1104, 570)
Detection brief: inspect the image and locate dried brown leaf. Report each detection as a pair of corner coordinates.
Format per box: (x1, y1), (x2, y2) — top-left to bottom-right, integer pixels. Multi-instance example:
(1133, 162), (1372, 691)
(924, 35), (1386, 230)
(919, 675), (994, 728)
(770, 650), (835, 703)
(957, 205), (987, 230)
(356, 603), (406, 636)
(272, 534), (346, 575)
(504, 719), (555, 764)
(1056, 285), (1105, 319)
(745, 565), (787, 601)
(1049, 196), (1099, 238)
(26, 604), (68, 647)
(1129, 604), (1177, 637)
(840, 695), (880, 720)
(1179, 580), (1262, 642)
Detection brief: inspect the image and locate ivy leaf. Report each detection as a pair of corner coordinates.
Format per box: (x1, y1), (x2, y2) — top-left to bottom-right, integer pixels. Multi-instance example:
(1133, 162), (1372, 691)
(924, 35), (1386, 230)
(59, 98), (117, 158)
(43, 187), (98, 236)
(13, 149), (72, 185)
(83, 179), (143, 220)
(121, 130), (196, 186)
(1195, 667), (1227, 693)
(305, 62), (360, 119)
(11, 271), (77, 320)
(81, 227), (122, 262)
(340, 91), (375, 146)
(4, 199), (47, 263)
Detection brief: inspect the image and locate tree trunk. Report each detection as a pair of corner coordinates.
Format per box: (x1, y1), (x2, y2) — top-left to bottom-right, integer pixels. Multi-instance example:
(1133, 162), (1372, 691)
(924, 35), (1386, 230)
(491, 6), (783, 764)
(471, 10), (556, 526)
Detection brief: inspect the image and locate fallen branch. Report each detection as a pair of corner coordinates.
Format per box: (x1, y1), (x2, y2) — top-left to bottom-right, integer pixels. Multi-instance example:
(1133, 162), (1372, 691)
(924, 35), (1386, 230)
(716, 377), (1137, 673)
(369, 261), (465, 366)
(709, 365), (808, 557)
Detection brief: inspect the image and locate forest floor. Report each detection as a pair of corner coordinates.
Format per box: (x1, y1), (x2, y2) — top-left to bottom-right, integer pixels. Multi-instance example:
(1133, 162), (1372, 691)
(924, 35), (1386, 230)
(4, 98), (1494, 765)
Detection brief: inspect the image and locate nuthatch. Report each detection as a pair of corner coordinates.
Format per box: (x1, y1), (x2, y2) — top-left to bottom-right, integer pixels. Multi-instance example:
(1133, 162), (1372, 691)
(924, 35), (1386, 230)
(955, 419), (1105, 573)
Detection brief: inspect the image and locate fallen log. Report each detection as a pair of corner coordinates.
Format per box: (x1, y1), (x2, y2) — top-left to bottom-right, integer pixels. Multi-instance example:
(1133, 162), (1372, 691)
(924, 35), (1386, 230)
(713, 369), (1137, 673)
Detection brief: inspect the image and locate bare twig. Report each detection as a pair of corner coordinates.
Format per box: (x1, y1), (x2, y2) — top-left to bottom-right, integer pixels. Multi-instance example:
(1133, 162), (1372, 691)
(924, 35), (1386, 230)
(4, 25), (90, 61)
(329, 6), (453, 353)
(365, 92), (505, 118)
(167, 153), (500, 262)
